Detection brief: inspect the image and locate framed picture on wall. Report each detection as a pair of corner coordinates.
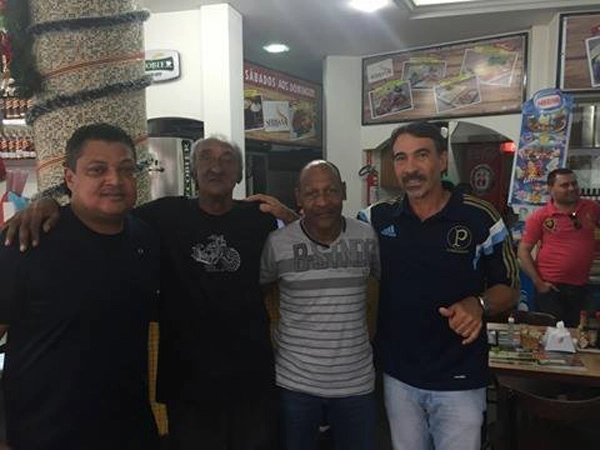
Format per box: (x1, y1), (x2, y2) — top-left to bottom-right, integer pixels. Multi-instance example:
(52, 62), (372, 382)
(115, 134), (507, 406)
(558, 11), (600, 92)
(361, 32), (528, 125)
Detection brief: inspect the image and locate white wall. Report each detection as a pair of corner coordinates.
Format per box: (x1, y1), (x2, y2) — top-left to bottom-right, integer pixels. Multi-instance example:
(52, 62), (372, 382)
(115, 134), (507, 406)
(324, 56), (364, 216)
(144, 10), (204, 121)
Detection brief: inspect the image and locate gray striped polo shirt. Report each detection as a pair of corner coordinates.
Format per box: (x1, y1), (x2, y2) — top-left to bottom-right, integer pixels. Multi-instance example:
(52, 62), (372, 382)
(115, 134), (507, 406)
(260, 217), (380, 397)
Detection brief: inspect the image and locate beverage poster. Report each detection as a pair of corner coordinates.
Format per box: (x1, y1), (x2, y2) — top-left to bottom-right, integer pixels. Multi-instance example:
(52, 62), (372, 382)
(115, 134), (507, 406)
(362, 33), (527, 125)
(508, 89), (574, 214)
(244, 62), (322, 147)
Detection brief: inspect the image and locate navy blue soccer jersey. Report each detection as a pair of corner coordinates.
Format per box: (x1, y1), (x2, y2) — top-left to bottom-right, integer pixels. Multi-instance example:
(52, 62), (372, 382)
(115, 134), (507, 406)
(359, 192), (519, 390)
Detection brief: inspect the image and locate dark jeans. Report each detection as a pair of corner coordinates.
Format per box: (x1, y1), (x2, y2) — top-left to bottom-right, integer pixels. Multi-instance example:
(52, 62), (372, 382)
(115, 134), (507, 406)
(167, 389), (278, 450)
(535, 283), (590, 328)
(280, 388), (376, 450)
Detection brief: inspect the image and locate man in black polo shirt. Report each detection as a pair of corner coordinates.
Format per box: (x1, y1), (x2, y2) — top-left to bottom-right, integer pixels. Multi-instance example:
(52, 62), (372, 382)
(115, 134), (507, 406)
(0, 124), (160, 449)
(359, 122), (519, 450)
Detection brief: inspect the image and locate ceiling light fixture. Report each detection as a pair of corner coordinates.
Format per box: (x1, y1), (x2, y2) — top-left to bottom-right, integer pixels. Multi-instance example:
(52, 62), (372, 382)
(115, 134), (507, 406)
(410, 0), (476, 5)
(349, 0), (390, 13)
(402, 0), (600, 17)
(263, 43), (290, 54)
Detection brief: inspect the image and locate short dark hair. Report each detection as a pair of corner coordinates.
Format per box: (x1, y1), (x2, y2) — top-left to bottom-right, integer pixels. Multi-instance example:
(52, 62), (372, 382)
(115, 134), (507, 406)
(389, 121), (447, 153)
(547, 168), (574, 186)
(65, 123), (136, 170)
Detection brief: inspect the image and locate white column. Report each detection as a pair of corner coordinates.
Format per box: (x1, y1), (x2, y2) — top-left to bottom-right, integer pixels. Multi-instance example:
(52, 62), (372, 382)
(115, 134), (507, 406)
(324, 56), (364, 215)
(201, 4), (246, 198)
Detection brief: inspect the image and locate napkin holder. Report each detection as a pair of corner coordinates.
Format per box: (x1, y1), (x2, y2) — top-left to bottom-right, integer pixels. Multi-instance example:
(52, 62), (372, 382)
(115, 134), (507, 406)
(543, 321), (576, 353)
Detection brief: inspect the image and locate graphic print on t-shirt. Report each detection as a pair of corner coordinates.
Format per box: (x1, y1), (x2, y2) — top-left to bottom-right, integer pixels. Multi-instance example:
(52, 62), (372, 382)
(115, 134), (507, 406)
(191, 234), (241, 272)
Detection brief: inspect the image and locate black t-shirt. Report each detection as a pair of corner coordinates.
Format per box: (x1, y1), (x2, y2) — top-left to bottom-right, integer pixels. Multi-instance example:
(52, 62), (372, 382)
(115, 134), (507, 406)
(0, 206), (160, 450)
(134, 197), (277, 403)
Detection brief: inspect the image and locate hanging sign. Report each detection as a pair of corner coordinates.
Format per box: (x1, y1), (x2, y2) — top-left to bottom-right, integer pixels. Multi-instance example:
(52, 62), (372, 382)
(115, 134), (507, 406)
(145, 50), (180, 83)
(244, 62), (322, 147)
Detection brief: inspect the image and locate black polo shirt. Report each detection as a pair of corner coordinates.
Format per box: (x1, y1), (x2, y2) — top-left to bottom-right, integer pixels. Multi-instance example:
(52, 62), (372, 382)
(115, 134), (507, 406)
(360, 192), (519, 391)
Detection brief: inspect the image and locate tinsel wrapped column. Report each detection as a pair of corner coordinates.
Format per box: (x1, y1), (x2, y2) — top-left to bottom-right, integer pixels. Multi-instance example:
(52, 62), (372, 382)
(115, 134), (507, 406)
(27, 0), (151, 203)
(24, 0), (167, 435)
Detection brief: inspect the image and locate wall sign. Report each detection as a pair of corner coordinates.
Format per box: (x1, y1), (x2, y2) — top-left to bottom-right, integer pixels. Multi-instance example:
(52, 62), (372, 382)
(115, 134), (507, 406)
(145, 50), (181, 83)
(244, 62), (322, 147)
(362, 33), (528, 125)
(558, 12), (600, 92)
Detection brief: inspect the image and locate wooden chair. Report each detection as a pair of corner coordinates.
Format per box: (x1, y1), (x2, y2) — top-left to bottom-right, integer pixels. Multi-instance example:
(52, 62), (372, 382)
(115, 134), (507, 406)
(497, 376), (600, 449)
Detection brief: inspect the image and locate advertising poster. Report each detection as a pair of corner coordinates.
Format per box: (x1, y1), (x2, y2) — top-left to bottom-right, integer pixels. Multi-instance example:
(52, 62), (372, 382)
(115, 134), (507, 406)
(401, 58), (446, 89)
(434, 73), (481, 113)
(368, 79), (413, 119)
(461, 45), (519, 87)
(558, 12), (600, 91)
(244, 62), (322, 147)
(508, 89), (574, 214)
(362, 33), (527, 125)
(585, 36), (600, 87)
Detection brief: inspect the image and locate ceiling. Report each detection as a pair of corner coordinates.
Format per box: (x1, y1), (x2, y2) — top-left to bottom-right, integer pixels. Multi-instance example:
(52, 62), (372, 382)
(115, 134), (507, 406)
(138, 0), (600, 83)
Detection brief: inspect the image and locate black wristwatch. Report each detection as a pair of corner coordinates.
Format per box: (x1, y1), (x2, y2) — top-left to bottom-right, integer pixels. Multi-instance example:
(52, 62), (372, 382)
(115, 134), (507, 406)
(476, 294), (491, 317)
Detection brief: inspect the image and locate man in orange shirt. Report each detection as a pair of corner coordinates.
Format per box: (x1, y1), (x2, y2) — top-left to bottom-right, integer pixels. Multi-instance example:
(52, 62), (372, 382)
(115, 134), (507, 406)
(518, 168), (600, 326)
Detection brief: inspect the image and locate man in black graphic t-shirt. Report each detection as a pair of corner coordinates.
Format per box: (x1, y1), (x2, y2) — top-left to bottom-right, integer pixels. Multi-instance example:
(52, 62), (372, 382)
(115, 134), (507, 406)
(0, 124), (160, 449)
(134, 136), (299, 450)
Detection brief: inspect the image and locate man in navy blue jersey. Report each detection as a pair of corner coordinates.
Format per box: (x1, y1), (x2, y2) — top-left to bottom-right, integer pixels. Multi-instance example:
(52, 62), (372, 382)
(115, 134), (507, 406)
(360, 122), (519, 450)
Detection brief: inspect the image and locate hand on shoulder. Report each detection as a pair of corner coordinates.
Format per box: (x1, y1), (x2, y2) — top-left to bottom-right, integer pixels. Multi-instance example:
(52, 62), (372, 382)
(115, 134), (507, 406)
(244, 194), (300, 224)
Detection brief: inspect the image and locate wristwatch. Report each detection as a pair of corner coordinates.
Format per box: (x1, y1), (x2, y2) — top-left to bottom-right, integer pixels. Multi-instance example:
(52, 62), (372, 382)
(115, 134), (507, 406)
(476, 294), (491, 316)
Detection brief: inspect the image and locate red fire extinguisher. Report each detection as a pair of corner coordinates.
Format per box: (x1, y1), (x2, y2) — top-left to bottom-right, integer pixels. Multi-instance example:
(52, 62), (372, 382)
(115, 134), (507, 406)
(359, 150), (379, 206)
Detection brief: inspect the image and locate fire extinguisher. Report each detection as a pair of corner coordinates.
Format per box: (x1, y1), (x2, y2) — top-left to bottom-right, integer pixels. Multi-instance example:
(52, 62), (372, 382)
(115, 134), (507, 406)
(359, 150), (379, 206)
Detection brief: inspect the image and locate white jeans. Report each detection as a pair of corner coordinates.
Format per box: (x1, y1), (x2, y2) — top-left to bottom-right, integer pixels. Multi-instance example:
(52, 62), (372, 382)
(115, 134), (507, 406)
(383, 373), (486, 450)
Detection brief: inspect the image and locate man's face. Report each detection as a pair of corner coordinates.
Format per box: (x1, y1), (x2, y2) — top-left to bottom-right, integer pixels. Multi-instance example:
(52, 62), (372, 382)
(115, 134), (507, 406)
(194, 143), (240, 198)
(392, 133), (447, 200)
(296, 166), (344, 232)
(65, 140), (137, 221)
(550, 173), (579, 206)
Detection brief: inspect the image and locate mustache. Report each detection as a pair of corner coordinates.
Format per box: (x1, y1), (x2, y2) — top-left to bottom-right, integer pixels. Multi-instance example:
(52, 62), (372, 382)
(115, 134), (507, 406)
(402, 172), (426, 184)
(100, 188), (125, 195)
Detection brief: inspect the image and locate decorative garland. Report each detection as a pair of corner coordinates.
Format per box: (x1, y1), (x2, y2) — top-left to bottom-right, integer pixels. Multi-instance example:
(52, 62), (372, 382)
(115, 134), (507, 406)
(26, 75), (153, 124)
(29, 10), (150, 36)
(4, 2), (149, 98)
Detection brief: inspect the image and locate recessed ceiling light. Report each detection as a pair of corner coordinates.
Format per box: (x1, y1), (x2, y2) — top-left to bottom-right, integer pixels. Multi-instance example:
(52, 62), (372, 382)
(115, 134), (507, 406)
(349, 0), (390, 13)
(263, 43), (290, 54)
(411, 0), (477, 5)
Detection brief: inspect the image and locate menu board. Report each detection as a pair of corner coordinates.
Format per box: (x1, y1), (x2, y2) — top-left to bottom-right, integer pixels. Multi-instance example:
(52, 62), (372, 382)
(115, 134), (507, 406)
(244, 62), (322, 147)
(362, 33), (527, 125)
(558, 12), (600, 92)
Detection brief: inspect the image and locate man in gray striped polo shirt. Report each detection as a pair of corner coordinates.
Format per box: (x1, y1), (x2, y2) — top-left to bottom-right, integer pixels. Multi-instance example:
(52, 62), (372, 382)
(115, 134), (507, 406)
(260, 160), (380, 450)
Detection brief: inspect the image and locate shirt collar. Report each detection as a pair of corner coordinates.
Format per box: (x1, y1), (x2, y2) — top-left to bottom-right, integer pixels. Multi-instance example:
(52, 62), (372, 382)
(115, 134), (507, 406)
(392, 189), (460, 221)
(547, 198), (583, 215)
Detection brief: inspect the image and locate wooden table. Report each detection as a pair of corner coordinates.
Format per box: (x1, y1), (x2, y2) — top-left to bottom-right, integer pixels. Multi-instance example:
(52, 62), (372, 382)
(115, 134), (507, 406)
(488, 323), (600, 386)
(488, 324), (600, 449)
